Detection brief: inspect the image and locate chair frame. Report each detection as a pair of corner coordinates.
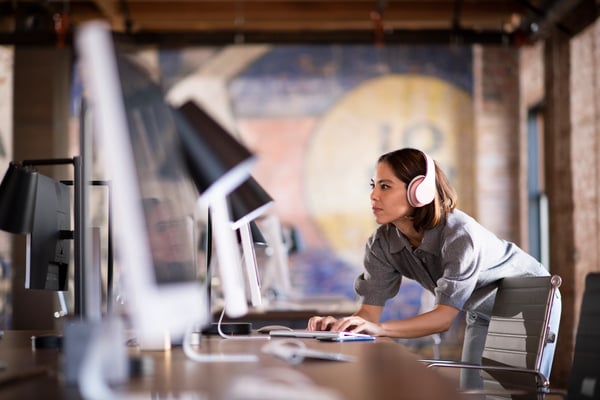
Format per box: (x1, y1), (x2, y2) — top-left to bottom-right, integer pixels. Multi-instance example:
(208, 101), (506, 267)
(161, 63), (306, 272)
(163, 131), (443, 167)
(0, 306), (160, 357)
(423, 275), (562, 399)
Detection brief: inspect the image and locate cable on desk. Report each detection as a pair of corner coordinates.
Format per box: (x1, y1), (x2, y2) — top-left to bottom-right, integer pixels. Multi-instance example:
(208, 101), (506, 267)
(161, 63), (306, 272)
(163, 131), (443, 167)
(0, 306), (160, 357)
(215, 308), (270, 340)
(260, 339), (307, 365)
(261, 338), (356, 364)
(182, 323), (259, 363)
(78, 328), (120, 400)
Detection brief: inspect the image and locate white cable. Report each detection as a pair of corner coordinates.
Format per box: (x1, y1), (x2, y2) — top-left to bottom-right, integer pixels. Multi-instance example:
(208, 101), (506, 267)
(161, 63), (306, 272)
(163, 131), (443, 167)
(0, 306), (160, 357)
(78, 332), (117, 400)
(182, 323), (259, 363)
(261, 339), (356, 364)
(215, 308), (270, 341)
(78, 319), (128, 400)
(261, 339), (307, 365)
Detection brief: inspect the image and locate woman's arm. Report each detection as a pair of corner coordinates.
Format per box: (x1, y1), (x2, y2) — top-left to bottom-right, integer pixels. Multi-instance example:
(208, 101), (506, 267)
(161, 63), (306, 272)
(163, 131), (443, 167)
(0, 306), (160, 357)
(331, 304), (460, 337)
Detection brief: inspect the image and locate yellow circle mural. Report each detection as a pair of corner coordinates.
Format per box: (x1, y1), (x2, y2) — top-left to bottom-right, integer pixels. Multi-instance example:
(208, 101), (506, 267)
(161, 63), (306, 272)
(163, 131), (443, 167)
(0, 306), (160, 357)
(305, 74), (472, 268)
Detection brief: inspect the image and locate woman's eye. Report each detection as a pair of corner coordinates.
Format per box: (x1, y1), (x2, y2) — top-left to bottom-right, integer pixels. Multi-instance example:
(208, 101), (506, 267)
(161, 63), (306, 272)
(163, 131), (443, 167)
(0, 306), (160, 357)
(369, 183), (375, 189)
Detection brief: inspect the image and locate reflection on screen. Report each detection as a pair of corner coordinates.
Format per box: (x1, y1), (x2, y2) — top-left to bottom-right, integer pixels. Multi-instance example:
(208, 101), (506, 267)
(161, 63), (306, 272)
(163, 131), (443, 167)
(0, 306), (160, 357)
(116, 54), (202, 286)
(142, 198), (196, 284)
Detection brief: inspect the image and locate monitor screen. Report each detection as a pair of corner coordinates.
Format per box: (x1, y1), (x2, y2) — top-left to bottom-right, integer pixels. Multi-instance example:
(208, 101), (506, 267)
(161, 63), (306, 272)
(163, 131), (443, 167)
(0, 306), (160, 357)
(76, 23), (209, 345)
(77, 22), (261, 345)
(237, 220), (264, 307)
(25, 173), (71, 291)
(116, 53), (202, 288)
(142, 197), (198, 285)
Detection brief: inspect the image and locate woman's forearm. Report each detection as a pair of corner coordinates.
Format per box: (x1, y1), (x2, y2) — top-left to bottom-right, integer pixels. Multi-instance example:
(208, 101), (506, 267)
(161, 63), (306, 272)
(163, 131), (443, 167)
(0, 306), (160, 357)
(379, 304), (459, 338)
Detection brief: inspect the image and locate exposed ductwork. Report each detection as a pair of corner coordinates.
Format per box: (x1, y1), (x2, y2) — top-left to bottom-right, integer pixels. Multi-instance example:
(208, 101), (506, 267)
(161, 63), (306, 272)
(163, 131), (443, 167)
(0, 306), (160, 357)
(0, 0), (597, 46)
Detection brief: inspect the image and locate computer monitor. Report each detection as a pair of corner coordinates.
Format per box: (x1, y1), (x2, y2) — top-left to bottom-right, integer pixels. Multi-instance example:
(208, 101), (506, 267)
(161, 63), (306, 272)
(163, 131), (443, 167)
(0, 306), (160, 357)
(237, 220), (265, 307)
(26, 173), (71, 291)
(77, 22), (250, 348)
(76, 23), (210, 347)
(229, 177), (273, 308)
(260, 214), (294, 298)
(174, 101), (254, 319)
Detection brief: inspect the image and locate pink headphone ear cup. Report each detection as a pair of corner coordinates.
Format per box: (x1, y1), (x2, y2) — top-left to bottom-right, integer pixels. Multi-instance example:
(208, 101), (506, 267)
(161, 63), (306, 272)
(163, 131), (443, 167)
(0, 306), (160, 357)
(407, 175), (425, 207)
(407, 151), (437, 208)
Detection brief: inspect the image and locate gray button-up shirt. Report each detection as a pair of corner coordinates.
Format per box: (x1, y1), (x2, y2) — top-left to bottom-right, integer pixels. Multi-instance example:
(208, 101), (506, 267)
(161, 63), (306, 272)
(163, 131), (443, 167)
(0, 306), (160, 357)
(355, 209), (548, 318)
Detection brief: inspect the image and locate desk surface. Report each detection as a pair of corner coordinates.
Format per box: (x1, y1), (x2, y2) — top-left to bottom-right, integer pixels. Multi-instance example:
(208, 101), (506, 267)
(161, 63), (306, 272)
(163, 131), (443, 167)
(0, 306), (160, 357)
(0, 330), (463, 400)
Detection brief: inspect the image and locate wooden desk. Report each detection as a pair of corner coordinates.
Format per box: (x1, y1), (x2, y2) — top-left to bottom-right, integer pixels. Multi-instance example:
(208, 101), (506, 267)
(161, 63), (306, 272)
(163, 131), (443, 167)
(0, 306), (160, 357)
(0, 330), (463, 400)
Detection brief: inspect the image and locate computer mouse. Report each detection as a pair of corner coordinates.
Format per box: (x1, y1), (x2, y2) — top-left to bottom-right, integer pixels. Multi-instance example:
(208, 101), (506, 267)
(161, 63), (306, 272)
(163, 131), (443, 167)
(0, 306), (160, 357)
(256, 325), (294, 334)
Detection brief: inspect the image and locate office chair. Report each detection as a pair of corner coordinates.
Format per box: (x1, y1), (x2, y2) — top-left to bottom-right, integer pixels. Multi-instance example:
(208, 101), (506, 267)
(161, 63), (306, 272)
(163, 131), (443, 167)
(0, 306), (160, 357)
(526, 272), (600, 400)
(423, 275), (562, 400)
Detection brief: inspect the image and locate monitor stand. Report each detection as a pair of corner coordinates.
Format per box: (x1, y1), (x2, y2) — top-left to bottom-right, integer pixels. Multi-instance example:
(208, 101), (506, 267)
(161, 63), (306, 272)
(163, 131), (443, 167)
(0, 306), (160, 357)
(196, 213), (253, 337)
(201, 322), (252, 336)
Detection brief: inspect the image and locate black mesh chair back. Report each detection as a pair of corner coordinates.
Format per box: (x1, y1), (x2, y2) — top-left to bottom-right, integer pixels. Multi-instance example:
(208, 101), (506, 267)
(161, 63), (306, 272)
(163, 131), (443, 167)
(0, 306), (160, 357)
(567, 273), (600, 400)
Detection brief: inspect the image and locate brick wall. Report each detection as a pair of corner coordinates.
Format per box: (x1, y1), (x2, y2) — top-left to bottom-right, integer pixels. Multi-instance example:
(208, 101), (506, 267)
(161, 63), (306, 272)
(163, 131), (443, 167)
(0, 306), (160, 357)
(473, 45), (521, 242)
(493, 20), (600, 388)
(570, 18), (600, 295)
(540, 19), (600, 387)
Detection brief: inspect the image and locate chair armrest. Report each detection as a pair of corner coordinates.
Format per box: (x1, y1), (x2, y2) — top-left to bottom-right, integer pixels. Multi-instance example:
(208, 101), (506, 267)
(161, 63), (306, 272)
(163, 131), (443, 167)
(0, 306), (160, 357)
(424, 361), (550, 388)
(418, 359), (459, 365)
(460, 387), (567, 399)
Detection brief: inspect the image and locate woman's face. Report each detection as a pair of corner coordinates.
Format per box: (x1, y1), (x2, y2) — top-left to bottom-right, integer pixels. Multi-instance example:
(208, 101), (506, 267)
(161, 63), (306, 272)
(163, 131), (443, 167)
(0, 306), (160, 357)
(370, 161), (413, 226)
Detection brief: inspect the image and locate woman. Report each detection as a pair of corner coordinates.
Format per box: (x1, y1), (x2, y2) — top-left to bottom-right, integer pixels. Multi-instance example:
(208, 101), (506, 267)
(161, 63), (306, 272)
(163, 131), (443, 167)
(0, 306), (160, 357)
(307, 148), (549, 388)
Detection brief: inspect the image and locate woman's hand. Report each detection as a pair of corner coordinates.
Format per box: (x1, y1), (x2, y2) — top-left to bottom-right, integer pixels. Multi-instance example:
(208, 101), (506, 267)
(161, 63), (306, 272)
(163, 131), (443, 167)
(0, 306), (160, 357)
(333, 315), (385, 336)
(308, 314), (385, 336)
(308, 305), (386, 334)
(307, 315), (339, 331)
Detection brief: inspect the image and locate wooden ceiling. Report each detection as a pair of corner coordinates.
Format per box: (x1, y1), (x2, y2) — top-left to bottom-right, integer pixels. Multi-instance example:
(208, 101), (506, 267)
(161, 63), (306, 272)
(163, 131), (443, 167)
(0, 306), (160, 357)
(0, 0), (597, 45)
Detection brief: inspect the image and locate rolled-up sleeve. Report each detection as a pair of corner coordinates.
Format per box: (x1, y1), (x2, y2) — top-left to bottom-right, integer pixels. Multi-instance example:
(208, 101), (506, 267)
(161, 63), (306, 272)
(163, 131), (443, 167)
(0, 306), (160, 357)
(434, 228), (480, 310)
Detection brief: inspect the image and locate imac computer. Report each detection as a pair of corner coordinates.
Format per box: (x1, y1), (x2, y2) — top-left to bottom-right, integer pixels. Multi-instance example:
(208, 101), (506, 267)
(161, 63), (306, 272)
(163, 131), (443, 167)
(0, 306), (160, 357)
(229, 177), (274, 308)
(77, 24), (206, 347)
(76, 22), (255, 348)
(174, 101), (255, 319)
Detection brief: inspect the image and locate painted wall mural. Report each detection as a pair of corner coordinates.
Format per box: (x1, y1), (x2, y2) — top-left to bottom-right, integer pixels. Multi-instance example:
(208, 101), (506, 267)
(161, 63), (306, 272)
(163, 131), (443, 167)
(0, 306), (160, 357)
(162, 44), (474, 321)
(0, 43), (474, 330)
(0, 46), (13, 329)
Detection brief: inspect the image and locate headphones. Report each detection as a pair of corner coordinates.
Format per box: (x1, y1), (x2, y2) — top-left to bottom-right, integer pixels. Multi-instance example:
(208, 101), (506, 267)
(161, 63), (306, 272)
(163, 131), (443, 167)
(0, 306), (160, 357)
(406, 151), (436, 208)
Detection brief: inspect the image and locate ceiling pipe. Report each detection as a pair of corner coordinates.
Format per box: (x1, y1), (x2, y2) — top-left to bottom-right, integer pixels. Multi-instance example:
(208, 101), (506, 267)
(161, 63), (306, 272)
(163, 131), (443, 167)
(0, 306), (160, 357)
(526, 0), (593, 40)
(0, 27), (516, 47)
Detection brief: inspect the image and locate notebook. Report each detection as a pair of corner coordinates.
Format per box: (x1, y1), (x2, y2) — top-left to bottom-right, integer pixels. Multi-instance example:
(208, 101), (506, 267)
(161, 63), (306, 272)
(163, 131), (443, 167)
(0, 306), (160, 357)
(269, 329), (375, 341)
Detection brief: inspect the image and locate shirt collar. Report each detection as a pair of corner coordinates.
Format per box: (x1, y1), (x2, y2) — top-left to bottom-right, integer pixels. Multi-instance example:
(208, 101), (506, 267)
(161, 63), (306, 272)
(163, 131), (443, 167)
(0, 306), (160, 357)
(387, 222), (443, 254)
(388, 225), (411, 253)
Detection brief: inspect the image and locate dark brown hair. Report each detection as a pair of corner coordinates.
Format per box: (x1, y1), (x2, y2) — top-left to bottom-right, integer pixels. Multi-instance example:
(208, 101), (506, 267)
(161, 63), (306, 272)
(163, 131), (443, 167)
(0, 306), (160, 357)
(377, 148), (457, 232)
